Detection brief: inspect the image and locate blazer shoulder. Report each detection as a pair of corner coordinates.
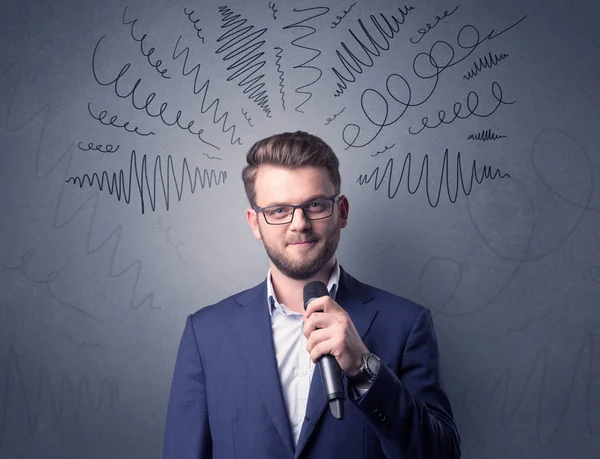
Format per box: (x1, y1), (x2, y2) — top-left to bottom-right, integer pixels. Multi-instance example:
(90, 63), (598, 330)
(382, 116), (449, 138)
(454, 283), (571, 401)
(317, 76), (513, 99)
(344, 269), (426, 320)
(189, 280), (266, 324)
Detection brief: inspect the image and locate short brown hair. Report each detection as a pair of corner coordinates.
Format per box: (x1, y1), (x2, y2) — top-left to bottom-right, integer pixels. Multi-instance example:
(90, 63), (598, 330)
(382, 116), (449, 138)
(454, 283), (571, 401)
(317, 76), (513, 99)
(242, 131), (341, 205)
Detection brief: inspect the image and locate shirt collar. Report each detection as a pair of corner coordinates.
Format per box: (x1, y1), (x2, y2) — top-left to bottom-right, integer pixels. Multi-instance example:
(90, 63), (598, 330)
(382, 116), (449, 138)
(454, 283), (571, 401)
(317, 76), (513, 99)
(267, 260), (341, 316)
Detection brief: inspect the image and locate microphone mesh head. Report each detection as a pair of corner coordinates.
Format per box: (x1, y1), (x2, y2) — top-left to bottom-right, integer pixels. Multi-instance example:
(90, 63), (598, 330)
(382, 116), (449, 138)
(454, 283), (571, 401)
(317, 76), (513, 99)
(303, 281), (329, 309)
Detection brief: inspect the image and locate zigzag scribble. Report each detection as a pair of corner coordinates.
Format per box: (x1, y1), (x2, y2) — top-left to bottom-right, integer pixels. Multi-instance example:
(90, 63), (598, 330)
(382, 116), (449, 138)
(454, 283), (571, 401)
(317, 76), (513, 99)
(66, 150), (227, 214)
(467, 129), (507, 141)
(282, 6), (330, 113)
(0, 345), (118, 450)
(357, 149), (509, 207)
(273, 46), (287, 111)
(463, 52), (509, 80)
(216, 5), (272, 117)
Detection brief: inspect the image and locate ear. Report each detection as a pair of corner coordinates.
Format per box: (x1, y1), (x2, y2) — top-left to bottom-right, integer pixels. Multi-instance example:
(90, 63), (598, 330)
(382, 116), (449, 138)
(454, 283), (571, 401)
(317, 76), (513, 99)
(338, 195), (349, 229)
(246, 207), (263, 241)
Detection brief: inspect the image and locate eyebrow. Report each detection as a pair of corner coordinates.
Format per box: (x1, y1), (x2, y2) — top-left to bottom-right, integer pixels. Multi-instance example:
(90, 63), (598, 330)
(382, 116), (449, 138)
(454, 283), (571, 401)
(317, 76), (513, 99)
(262, 193), (332, 208)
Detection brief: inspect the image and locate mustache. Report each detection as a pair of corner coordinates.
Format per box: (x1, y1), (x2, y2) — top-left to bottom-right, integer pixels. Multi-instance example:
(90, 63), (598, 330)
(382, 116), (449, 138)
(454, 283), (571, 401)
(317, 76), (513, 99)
(287, 235), (319, 244)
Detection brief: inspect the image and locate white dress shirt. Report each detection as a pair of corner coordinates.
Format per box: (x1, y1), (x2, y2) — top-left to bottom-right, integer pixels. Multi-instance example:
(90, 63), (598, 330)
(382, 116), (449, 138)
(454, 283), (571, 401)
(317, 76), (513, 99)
(266, 261), (341, 447)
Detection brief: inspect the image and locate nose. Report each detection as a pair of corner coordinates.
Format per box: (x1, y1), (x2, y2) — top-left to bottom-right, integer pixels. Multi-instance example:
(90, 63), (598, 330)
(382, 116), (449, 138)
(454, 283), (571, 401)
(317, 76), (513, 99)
(289, 207), (311, 231)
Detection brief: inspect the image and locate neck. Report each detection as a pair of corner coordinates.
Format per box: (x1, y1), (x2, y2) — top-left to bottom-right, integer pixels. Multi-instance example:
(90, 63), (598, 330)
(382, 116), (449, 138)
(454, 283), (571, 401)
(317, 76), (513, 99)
(270, 257), (337, 314)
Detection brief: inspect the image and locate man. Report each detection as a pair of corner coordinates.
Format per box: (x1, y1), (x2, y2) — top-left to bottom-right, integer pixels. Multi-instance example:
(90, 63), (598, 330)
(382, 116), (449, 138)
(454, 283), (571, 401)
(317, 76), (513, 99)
(163, 131), (461, 458)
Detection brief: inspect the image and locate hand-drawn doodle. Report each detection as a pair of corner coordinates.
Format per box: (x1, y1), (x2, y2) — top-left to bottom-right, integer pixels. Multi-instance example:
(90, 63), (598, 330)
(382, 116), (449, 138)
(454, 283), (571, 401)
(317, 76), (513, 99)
(463, 52), (509, 80)
(324, 107), (346, 125)
(78, 142), (120, 153)
(268, 2), (278, 20)
(371, 142), (396, 157)
(410, 6), (460, 44)
(215, 6), (272, 117)
(467, 129), (507, 141)
(342, 15), (527, 149)
(331, 2), (357, 29)
(455, 331), (598, 447)
(92, 36), (220, 150)
(331, 4), (416, 97)
(241, 108), (254, 127)
(122, 7), (171, 79)
(87, 103), (155, 136)
(356, 149), (509, 207)
(408, 81), (515, 135)
(273, 46), (287, 110)
(0, 345), (118, 450)
(158, 217), (189, 264)
(172, 32), (243, 146)
(282, 6), (330, 113)
(66, 150), (227, 214)
(184, 7), (205, 43)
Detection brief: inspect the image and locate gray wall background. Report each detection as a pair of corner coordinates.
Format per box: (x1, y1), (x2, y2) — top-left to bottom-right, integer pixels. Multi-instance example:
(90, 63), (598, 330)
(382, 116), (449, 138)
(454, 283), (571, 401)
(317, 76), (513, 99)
(1, 0), (599, 457)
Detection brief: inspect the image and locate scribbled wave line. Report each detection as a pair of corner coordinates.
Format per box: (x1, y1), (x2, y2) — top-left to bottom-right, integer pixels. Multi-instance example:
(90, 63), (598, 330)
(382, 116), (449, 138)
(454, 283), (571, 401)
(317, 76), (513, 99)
(467, 129), (507, 141)
(216, 5), (272, 117)
(331, 5), (415, 97)
(172, 36), (242, 146)
(458, 331), (599, 446)
(66, 150), (227, 214)
(357, 150), (509, 207)
(282, 6), (330, 113)
(0, 345), (118, 450)
(273, 46), (287, 110)
(463, 52), (509, 80)
(0, 61), (158, 312)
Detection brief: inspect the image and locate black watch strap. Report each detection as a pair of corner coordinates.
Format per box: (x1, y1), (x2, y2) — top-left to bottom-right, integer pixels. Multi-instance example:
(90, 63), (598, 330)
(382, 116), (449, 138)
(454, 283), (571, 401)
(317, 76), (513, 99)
(348, 353), (380, 384)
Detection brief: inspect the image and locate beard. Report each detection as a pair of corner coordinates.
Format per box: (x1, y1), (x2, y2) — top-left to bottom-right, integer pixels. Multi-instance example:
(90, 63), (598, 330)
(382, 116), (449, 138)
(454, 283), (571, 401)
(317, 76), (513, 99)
(260, 226), (340, 280)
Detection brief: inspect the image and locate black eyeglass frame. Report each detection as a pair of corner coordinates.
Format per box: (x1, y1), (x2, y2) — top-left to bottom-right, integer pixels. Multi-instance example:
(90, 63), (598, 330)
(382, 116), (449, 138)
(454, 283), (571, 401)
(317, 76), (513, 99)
(253, 194), (342, 225)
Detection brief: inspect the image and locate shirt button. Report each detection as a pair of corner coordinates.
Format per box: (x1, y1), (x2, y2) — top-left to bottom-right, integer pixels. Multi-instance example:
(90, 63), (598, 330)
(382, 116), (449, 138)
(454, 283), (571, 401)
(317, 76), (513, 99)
(300, 366), (309, 375)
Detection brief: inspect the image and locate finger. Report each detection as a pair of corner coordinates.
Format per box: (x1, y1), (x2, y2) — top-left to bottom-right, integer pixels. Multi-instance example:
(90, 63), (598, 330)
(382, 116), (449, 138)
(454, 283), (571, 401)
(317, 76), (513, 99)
(309, 338), (336, 363)
(303, 296), (330, 318)
(305, 327), (332, 353)
(303, 311), (336, 338)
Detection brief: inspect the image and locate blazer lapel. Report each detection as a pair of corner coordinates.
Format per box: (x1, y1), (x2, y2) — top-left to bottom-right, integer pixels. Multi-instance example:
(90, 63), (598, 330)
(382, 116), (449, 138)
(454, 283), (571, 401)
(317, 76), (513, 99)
(294, 268), (378, 458)
(230, 282), (295, 457)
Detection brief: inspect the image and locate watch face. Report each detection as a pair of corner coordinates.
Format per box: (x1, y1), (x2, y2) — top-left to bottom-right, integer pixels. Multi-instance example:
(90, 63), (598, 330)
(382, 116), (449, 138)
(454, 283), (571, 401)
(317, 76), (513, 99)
(366, 354), (380, 376)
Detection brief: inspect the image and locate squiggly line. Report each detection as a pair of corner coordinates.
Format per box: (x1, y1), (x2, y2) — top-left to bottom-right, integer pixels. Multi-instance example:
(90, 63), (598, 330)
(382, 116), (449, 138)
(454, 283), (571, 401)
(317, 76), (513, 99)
(122, 7), (171, 79)
(66, 150), (227, 214)
(324, 107), (346, 125)
(331, 2), (357, 29)
(467, 129), (507, 141)
(172, 33), (243, 146)
(273, 46), (287, 110)
(356, 149), (509, 207)
(87, 103), (155, 136)
(269, 1), (278, 20)
(282, 6), (330, 113)
(456, 331), (599, 447)
(463, 52), (509, 80)
(202, 153), (222, 160)
(216, 6), (272, 117)
(408, 81), (514, 135)
(184, 7), (205, 43)
(241, 108), (254, 127)
(91, 35), (220, 150)
(0, 345), (118, 450)
(341, 15), (527, 149)
(78, 142), (119, 153)
(331, 4), (416, 97)
(1, 62), (158, 315)
(371, 142), (396, 157)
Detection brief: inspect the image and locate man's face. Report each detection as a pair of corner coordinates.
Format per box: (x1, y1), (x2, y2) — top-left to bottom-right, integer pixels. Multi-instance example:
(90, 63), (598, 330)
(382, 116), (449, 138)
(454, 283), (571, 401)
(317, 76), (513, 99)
(246, 165), (349, 280)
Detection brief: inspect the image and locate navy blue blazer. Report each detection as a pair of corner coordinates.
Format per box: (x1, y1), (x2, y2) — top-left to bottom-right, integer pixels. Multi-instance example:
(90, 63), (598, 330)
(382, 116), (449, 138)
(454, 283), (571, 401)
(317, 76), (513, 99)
(163, 268), (460, 458)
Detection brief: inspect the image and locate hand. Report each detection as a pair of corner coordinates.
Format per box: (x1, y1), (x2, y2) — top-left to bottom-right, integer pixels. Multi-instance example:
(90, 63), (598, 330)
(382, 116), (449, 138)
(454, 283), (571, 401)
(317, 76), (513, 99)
(302, 296), (369, 377)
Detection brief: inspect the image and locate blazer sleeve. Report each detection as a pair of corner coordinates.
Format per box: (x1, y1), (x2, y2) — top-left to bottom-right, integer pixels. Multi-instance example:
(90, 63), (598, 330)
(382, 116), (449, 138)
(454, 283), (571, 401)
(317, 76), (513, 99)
(163, 315), (212, 459)
(349, 308), (461, 459)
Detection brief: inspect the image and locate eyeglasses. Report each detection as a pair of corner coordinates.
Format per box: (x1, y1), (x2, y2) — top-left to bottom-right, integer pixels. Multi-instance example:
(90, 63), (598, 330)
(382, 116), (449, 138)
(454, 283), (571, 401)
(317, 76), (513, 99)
(253, 195), (341, 225)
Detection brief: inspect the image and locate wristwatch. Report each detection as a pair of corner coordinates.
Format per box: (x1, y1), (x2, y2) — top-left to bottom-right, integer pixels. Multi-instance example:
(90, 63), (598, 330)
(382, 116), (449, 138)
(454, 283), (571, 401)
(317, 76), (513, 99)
(348, 353), (380, 385)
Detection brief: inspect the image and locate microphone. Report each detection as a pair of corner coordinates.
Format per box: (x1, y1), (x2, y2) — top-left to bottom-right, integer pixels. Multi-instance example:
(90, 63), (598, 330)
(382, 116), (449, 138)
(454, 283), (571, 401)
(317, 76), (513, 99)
(303, 281), (345, 420)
